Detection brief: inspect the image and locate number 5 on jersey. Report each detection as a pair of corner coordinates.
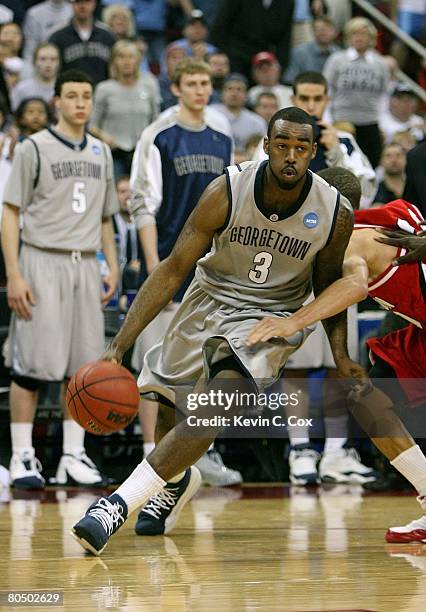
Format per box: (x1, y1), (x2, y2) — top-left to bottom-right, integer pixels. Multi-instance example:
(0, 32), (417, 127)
(249, 251), (273, 284)
(72, 181), (86, 213)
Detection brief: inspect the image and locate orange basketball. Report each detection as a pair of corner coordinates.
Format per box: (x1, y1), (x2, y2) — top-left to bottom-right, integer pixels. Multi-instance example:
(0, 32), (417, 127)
(66, 361), (140, 435)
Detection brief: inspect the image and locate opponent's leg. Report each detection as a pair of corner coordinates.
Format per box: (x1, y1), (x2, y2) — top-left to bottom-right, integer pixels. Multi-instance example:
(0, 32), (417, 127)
(350, 357), (426, 542)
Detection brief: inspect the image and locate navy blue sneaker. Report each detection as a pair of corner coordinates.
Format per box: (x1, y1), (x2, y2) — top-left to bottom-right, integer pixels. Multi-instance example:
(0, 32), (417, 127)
(71, 494), (128, 556)
(135, 467), (201, 536)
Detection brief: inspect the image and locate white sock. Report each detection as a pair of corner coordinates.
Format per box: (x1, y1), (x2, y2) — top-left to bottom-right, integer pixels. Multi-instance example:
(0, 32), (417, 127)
(391, 445), (426, 496)
(114, 458), (166, 515)
(143, 442), (155, 458)
(288, 427), (310, 447)
(323, 415), (348, 454)
(62, 420), (85, 456)
(10, 423), (33, 454)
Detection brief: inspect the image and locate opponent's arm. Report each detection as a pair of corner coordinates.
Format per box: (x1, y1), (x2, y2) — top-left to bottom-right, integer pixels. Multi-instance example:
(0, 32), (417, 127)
(247, 249), (368, 344)
(105, 176), (229, 362)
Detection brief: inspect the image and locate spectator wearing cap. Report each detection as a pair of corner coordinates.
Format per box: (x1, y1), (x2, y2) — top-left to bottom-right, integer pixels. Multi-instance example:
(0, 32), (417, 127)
(210, 0), (294, 80)
(248, 51), (292, 109)
(48, 0), (116, 85)
(158, 42), (187, 111)
(22, 0), (73, 64)
(172, 10), (217, 60)
(207, 51), (230, 104)
(2, 56), (24, 93)
(283, 16), (339, 84)
(379, 84), (425, 145)
(323, 17), (389, 167)
(211, 73), (266, 155)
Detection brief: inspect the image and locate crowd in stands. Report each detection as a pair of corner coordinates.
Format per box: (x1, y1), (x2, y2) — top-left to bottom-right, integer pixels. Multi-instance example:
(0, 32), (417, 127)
(0, 0), (425, 487)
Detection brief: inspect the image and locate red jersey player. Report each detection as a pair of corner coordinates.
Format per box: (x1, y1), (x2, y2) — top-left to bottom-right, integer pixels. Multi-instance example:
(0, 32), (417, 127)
(247, 167), (426, 543)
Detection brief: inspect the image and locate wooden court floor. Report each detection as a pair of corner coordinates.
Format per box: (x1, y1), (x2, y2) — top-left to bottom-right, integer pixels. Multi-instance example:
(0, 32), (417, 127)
(0, 484), (425, 611)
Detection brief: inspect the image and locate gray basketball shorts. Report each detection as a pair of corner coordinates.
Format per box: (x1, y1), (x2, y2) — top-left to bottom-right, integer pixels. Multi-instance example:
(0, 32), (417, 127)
(6, 245), (104, 381)
(138, 280), (314, 405)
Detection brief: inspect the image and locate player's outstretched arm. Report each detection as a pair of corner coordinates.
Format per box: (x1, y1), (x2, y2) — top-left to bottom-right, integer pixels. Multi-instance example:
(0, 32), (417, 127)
(103, 176), (229, 362)
(375, 226), (426, 265)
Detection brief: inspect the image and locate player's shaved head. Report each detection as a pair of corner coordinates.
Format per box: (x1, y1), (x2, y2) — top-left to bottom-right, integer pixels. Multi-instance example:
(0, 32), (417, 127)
(318, 167), (361, 210)
(267, 106), (315, 140)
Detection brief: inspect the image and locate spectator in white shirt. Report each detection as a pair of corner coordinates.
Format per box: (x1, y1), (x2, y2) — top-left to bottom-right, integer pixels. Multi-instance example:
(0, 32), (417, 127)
(379, 83), (425, 145)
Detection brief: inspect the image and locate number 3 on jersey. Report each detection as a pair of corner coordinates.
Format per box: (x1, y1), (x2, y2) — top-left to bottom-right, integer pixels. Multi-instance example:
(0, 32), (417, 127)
(72, 181), (86, 213)
(249, 251), (273, 284)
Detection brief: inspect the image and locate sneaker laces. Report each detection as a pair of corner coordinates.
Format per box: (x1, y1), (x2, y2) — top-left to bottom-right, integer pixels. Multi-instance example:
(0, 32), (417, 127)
(21, 453), (43, 475)
(294, 448), (320, 462)
(88, 498), (125, 536)
(143, 487), (179, 520)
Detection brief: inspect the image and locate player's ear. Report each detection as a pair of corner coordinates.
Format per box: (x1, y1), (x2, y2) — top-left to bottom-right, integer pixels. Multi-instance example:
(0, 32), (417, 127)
(263, 136), (270, 156)
(53, 95), (60, 112)
(311, 140), (317, 160)
(170, 82), (180, 98)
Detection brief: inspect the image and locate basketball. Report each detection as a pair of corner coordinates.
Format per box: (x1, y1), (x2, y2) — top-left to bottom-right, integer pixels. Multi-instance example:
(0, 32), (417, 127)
(66, 361), (140, 435)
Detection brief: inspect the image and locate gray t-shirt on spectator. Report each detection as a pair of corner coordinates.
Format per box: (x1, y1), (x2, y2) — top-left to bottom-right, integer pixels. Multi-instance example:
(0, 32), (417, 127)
(323, 48), (389, 125)
(10, 77), (54, 111)
(210, 104), (266, 152)
(23, 0), (73, 62)
(90, 75), (161, 152)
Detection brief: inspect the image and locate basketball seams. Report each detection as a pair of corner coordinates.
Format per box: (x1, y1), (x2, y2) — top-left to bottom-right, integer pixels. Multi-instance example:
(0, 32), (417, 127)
(66, 361), (139, 433)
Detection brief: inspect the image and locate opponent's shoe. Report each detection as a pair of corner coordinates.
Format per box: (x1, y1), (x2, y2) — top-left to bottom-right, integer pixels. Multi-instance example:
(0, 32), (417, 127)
(10, 450), (45, 489)
(135, 466), (201, 536)
(288, 443), (320, 485)
(71, 493), (127, 555)
(55, 452), (111, 486)
(319, 447), (379, 484)
(195, 450), (243, 486)
(386, 495), (426, 543)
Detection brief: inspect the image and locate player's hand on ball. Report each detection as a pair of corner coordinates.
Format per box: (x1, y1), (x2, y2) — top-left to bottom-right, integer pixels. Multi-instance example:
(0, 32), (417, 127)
(246, 316), (299, 345)
(7, 274), (36, 320)
(101, 343), (123, 364)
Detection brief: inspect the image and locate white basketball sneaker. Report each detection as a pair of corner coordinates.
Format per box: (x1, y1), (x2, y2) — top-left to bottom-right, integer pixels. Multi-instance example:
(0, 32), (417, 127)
(55, 452), (109, 486)
(386, 495), (426, 543)
(319, 447), (379, 484)
(195, 450), (243, 486)
(10, 450), (45, 489)
(288, 444), (320, 485)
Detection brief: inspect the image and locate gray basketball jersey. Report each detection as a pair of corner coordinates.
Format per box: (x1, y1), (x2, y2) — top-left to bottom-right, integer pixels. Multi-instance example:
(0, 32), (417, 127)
(3, 128), (118, 251)
(196, 161), (340, 311)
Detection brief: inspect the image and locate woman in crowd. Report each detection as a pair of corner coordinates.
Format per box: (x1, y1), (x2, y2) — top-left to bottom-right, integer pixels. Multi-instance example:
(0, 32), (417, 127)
(90, 40), (160, 177)
(323, 17), (389, 167)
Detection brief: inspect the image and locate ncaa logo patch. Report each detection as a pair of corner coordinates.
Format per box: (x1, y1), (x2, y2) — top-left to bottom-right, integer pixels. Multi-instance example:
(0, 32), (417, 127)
(92, 145), (101, 155)
(303, 212), (319, 229)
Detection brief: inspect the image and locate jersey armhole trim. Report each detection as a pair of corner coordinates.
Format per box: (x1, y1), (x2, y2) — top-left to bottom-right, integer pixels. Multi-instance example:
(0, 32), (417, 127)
(325, 190), (340, 247)
(28, 138), (40, 189)
(217, 168), (233, 234)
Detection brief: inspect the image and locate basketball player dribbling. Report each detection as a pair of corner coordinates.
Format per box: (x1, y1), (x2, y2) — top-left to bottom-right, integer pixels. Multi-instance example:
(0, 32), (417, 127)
(72, 107), (367, 556)
(247, 167), (426, 543)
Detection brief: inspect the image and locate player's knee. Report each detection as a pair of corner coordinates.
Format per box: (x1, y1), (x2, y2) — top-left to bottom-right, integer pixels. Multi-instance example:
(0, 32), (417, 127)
(11, 373), (42, 392)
